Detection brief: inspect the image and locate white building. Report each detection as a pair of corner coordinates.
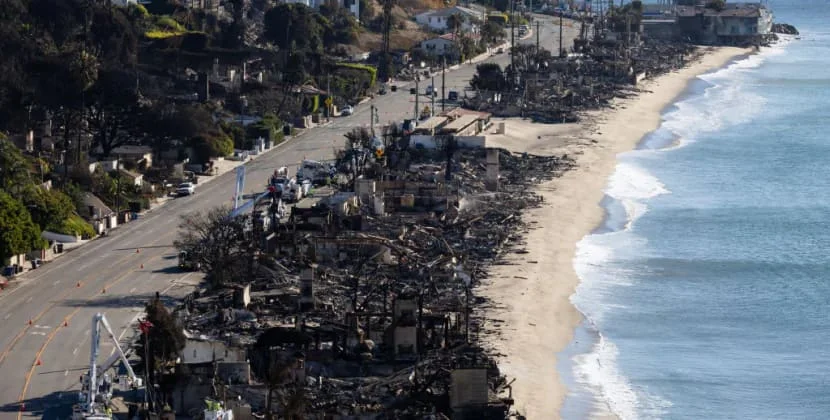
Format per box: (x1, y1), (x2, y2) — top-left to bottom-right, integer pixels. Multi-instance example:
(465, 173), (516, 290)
(415, 6), (483, 33)
(420, 34), (459, 57)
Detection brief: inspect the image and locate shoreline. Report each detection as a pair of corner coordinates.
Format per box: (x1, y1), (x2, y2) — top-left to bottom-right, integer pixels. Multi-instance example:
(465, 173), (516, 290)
(477, 46), (753, 419)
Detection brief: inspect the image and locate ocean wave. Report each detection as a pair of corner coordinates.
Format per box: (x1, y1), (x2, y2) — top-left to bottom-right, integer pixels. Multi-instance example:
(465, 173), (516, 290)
(571, 331), (672, 420)
(566, 39), (794, 420)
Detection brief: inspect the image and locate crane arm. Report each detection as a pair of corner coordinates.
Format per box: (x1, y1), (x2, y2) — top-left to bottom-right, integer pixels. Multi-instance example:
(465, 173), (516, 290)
(98, 313), (142, 387)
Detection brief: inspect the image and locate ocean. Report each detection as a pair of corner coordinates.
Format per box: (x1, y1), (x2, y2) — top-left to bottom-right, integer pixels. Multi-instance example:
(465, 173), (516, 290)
(564, 1), (830, 419)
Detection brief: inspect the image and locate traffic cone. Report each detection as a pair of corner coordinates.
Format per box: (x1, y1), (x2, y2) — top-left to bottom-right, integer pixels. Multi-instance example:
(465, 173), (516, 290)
(140, 264), (144, 269)
(136, 249), (140, 254)
(76, 281), (81, 288)
(36, 359), (41, 366)
(64, 320), (68, 327)
(101, 288), (106, 294)
(28, 319), (32, 326)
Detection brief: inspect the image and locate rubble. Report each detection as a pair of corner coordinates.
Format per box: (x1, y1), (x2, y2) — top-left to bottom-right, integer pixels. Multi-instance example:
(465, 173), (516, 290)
(464, 35), (702, 123)
(166, 135), (574, 419)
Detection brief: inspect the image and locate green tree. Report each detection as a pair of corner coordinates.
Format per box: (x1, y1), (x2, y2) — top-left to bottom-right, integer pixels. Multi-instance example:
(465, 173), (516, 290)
(263, 4), (325, 53)
(470, 62), (506, 91)
(0, 190), (45, 263)
(447, 13), (464, 38)
(481, 21), (505, 45)
(705, 0), (726, 11)
(136, 296), (186, 390)
(22, 186), (75, 232)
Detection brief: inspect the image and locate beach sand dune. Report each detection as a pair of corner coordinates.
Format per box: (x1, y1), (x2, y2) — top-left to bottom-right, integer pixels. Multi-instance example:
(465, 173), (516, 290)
(477, 46), (751, 419)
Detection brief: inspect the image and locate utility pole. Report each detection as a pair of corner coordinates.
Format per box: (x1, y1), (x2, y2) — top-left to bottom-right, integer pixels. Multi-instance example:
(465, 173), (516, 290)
(441, 57), (446, 113)
(431, 74), (436, 117)
(510, 0), (516, 71)
(370, 105), (377, 135)
(115, 155), (120, 222)
(414, 77), (420, 120)
(536, 20), (541, 51)
(559, 11), (564, 57)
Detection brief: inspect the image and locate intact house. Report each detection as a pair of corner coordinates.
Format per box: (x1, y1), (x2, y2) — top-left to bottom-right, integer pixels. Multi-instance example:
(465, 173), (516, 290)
(109, 145), (154, 169)
(415, 6), (483, 34)
(676, 3), (773, 45)
(283, 0), (360, 20)
(420, 33), (481, 60)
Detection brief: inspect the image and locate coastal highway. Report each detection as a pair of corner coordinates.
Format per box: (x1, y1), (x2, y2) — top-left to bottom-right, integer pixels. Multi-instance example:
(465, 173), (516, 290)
(0, 17), (577, 420)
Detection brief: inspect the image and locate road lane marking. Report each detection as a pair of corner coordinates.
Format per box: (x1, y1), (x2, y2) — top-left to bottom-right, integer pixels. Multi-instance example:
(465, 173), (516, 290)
(25, 297), (31, 303)
(53, 280), (60, 286)
(129, 287), (137, 294)
(16, 253), (175, 415)
(72, 347), (78, 355)
(0, 246), (167, 367)
(64, 370), (68, 377)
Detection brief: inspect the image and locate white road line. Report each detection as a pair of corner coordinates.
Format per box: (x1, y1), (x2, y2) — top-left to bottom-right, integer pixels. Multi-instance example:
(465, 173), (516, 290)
(53, 279), (60, 285)
(31, 332), (46, 336)
(26, 297), (32, 303)
(73, 347), (79, 355)
(64, 370), (69, 377)
(129, 287), (137, 294)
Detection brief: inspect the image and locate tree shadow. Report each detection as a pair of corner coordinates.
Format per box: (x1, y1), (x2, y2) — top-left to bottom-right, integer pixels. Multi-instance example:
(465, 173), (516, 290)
(62, 294), (179, 309)
(150, 266), (185, 274)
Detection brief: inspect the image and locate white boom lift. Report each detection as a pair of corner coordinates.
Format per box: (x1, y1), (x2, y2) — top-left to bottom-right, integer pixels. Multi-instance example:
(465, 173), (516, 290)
(72, 313), (143, 420)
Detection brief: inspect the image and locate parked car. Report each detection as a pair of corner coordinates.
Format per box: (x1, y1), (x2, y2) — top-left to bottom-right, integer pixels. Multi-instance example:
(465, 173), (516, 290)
(448, 90), (459, 101)
(426, 85), (436, 96)
(341, 105), (354, 116)
(176, 182), (195, 196)
(496, 47), (505, 54)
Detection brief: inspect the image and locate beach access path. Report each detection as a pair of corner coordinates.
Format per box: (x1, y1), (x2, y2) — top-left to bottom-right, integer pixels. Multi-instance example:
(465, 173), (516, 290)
(479, 46), (753, 419)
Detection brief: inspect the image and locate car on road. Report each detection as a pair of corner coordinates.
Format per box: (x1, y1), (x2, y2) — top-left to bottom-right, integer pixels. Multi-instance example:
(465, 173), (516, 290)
(340, 105), (354, 116)
(496, 47), (505, 54)
(426, 85), (436, 96)
(176, 182), (195, 196)
(448, 90), (459, 101)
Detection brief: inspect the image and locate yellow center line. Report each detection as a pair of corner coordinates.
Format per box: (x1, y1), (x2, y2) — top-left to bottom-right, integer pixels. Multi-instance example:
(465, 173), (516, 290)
(0, 248), (149, 367)
(15, 253), (166, 418)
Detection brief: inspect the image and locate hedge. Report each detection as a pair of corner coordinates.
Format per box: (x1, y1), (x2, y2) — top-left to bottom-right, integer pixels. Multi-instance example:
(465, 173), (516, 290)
(336, 63), (377, 87)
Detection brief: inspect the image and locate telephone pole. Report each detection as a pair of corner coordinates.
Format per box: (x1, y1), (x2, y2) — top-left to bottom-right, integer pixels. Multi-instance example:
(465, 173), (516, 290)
(536, 20), (540, 51)
(510, 0), (516, 71)
(431, 74), (436, 117)
(441, 57), (446, 112)
(414, 77), (420, 120)
(559, 11), (564, 57)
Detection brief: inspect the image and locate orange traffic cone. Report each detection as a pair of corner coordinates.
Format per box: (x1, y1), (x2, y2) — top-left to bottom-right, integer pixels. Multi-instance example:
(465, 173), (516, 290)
(28, 319), (32, 326)
(140, 264), (144, 269)
(35, 359), (41, 366)
(101, 288), (106, 294)
(136, 249), (140, 254)
(76, 281), (81, 288)
(64, 320), (68, 327)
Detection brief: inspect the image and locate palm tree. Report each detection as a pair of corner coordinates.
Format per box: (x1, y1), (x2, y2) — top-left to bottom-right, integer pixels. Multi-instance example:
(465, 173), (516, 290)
(446, 13), (464, 38)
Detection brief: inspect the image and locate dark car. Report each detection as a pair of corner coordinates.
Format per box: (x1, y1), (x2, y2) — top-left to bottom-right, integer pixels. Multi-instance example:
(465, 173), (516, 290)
(448, 90), (459, 101)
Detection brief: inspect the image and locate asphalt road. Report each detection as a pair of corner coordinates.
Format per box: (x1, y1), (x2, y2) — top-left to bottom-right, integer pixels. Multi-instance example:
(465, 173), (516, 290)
(0, 17), (577, 420)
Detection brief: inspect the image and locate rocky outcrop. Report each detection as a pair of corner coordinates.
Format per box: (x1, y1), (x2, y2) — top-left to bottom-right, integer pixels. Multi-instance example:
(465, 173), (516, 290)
(772, 23), (800, 36)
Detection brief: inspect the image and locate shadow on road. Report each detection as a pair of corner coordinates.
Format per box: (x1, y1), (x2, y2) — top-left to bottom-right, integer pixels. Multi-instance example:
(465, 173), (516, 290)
(150, 266), (184, 274)
(112, 245), (175, 251)
(62, 294), (178, 309)
(0, 390), (74, 419)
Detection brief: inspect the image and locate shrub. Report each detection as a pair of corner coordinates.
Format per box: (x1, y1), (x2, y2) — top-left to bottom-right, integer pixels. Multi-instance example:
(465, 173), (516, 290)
(58, 214), (96, 238)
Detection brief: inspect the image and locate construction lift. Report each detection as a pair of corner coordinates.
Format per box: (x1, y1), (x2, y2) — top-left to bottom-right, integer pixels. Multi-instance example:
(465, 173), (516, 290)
(72, 313), (143, 420)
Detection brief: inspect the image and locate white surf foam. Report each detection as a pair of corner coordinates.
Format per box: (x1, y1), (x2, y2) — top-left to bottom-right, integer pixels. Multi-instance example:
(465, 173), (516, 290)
(567, 45), (789, 419)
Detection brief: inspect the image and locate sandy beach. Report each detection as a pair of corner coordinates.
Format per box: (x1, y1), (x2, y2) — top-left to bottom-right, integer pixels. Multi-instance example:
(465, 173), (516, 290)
(477, 46), (752, 419)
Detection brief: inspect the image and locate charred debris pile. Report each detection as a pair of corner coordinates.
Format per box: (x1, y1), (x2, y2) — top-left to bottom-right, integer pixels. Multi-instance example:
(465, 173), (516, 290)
(171, 141), (575, 419)
(466, 36), (699, 123)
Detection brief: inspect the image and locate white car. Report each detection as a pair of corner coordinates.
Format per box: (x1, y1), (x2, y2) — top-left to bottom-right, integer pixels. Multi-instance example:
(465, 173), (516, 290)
(340, 105), (354, 116)
(176, 182), (195, 196)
